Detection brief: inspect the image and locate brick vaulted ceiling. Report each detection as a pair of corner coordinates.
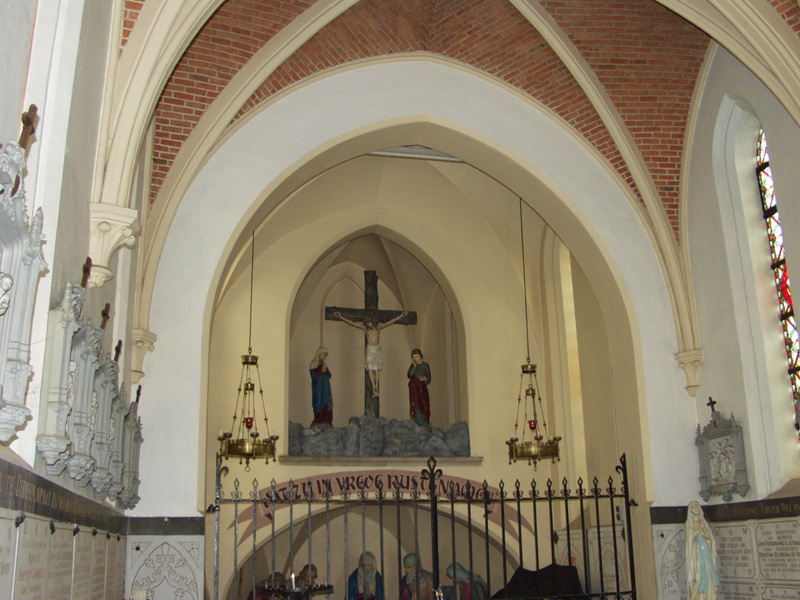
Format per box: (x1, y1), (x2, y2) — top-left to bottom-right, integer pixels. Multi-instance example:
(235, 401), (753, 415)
(127, 0), (715, 240)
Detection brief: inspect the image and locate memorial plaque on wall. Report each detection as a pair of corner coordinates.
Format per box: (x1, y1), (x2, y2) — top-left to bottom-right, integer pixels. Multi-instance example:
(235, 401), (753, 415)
(106, 535), (126, 599)
(91, 534), (107, 598)
(714, 524), (756, 579)
(764, 586), (800, 599)
(13, 517), (49, 599)
(72, 530), (93, 600)
(0, 510), (16, 595)
(719, 581), (761, 600)
(653, 524), (685, 600)
(46, 523), (74, 600)
(755, 520), (800, 582)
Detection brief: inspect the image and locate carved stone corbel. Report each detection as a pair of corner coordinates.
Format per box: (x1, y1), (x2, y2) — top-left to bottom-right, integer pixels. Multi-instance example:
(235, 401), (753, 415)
(0, 402), (31, 442)
(675, 348), (704, 398)
(130, 328), (157, 383)
(88, 203), (139, 288)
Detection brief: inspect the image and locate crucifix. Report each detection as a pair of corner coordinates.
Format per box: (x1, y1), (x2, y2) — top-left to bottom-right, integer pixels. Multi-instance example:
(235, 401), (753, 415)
(707, 396), (718, 427)
(326, 270), (416, 417)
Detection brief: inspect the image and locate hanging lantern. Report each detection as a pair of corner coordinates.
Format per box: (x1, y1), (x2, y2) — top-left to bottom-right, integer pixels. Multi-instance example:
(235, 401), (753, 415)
(218, 232), (278, 470)
(505, 199), (562, 468)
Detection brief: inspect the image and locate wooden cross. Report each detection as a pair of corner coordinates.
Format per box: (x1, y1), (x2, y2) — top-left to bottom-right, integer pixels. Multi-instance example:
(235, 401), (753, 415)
(325, 270), (416, 417)
(9, 105), (38, 197)
(101, 303), (111, 329)
(81, 257), (92, 288)
(19, 105), (38, 150)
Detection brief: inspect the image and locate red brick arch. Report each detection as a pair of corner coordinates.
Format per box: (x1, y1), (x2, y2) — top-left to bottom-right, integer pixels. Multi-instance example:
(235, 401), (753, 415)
(141, 0), (709, 241)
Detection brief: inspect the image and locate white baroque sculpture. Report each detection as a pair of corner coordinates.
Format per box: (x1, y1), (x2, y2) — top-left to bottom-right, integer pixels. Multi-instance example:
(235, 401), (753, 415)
(36, 281), (143, 505)
(118, 391), (143, 509)
(36, 283), (85, 473)
(0, 140), (47, 442)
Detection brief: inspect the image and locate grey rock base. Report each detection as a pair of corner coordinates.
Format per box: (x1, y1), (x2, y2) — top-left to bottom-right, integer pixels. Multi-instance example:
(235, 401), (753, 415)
(290, 414), (470, 457)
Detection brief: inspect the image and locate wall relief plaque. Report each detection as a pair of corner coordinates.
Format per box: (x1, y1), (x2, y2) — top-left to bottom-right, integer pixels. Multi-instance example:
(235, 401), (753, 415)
(695, 409), (749, 502)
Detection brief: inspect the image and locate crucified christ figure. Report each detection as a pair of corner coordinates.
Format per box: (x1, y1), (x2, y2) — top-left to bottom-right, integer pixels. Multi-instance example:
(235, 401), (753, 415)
(333, 310), (408, 396)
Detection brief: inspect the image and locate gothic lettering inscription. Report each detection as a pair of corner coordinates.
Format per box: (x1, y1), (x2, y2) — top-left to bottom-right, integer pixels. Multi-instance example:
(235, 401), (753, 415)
(756, 521), (800, 581)
(14, 518), (48, 600)
(45, 525), (73, 600)
(715, 524), (755, 579)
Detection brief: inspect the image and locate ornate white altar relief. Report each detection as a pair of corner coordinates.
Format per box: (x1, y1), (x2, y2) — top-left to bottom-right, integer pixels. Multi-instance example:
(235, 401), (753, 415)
(0, 140), (47, 442)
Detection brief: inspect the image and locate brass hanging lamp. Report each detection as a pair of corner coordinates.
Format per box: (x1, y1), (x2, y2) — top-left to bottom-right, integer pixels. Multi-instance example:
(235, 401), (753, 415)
(218, 232), (278, 469)
(506, 199), (561, 467)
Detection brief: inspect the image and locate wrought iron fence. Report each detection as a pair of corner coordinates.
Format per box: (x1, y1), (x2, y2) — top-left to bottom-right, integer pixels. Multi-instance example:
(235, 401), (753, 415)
(213, 455), (637, 600)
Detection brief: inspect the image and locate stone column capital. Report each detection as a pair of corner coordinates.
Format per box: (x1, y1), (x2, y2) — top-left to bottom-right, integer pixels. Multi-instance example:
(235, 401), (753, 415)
(89, 203), (140, 288)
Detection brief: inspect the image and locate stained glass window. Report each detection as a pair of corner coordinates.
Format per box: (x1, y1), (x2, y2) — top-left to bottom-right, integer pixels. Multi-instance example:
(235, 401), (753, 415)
(756, 129), (800, 436)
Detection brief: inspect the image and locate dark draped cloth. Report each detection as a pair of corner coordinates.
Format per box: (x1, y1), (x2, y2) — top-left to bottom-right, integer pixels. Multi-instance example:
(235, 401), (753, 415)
(310, 365), (333, 424)
(490, 564), (586, 599)
(407, 361), (431, 425)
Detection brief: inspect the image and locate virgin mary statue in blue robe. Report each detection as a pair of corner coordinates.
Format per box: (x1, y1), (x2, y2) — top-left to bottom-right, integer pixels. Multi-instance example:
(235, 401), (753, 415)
(309, 346), (333, 424)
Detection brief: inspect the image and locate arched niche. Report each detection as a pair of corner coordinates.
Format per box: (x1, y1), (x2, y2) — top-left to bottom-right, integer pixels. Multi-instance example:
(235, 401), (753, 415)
(289, 232), (462, 430)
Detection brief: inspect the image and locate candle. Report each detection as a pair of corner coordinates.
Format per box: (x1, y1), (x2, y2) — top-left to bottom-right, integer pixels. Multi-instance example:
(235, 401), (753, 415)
(291, 573), (296, 589)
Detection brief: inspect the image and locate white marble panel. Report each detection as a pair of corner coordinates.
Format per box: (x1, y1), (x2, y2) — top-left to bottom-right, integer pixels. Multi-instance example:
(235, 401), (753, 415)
(13, 517), (48, 599)
(91, 534), (108, 598)
(127, 535), (203, 600)
(106, 534), (126, 599)
(763, 585), (800, 599)
(654, 515), (800, 600)
(45, 524), (74, 600)
(652, 523), (685, 600)
(714, 523), (756, 579)
(755, 520), (800, 582)
(718, 581), (762, 599)
(71, 530), (93, 600)
(0, 509), (16, 594)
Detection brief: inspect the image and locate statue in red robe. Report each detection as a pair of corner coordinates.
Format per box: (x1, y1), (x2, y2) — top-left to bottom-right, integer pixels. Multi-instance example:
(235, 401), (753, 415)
(407, 348), (431, 426)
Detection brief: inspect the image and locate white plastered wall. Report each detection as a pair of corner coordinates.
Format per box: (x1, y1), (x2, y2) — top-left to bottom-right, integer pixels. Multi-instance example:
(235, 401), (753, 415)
(687, 46), (800, 496)
(139, 59), (687, 521)
(11, 0), (114, 467)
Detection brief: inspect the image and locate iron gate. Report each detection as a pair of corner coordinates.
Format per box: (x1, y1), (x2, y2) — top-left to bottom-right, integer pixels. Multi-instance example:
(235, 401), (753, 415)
(212, 455), (638, 600)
